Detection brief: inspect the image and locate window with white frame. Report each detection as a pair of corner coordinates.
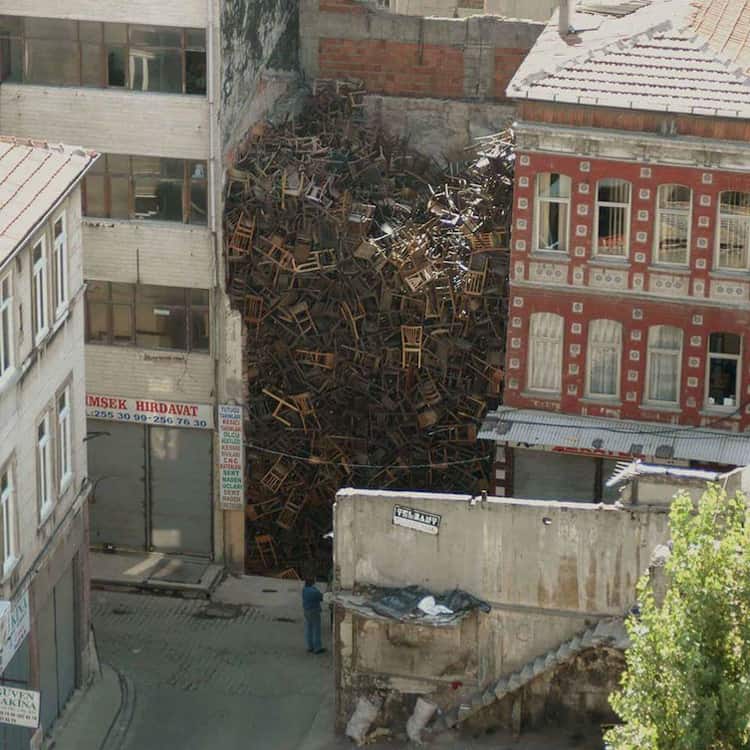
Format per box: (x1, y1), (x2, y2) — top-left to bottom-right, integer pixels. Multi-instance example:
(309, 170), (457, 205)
(0, 272), (12, 377)
(586, 319), (622, 398)
(655, 185), (691, 265)
(646, 325), (683, 404)
(527, 312), (563, 393)
(706, 332), (741, 409)
(32, 237), (48, 343)
(0, 464), (15, 575)
(57, 386), (72, 491)
(717, 191), (750, 270)
(594, 179), (631, 257)
(534, 174), (570, 252)
(53, 213), (68, 316)
(37, 413), (53, 519)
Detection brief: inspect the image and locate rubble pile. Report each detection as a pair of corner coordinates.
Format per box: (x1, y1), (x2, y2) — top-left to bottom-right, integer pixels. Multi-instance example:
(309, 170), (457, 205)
(223, 80), (513, 575)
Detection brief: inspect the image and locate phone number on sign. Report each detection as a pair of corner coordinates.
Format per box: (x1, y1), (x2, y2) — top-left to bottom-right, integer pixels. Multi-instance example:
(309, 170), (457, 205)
(86, 409), (208, 429)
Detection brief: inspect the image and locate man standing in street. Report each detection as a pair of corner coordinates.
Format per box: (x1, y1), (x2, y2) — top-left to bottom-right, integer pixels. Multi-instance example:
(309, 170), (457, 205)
(303, 577), (325, 654)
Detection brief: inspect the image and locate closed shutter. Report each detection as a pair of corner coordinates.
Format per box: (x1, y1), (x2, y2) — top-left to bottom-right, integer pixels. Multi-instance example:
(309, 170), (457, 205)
(54, 563), (77, 712)
(0, 637), (32, 750)
(512, 449), (598, 501)
(37, 593), (58, 732)
(150, 427), (212, 556)
(88, 419), (147, 549)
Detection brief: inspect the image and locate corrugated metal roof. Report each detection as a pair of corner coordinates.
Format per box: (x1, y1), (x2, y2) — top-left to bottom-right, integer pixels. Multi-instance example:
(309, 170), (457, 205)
(479, 407), (750, 466)
(0, 137), (97, 267)
(507, 0), (750, 118)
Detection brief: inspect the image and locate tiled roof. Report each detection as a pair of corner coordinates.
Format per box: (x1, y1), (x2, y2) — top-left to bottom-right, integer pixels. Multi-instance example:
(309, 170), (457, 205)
(507, 0), (750, 118)
(0, 137), (97, 267)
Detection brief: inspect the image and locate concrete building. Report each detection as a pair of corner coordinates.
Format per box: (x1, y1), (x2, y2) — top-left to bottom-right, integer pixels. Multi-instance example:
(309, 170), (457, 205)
(0, 1), (299, 570)
(0, 138), (96, 748)
(331, 488), (669, 738)
(481, 0), (750, 501)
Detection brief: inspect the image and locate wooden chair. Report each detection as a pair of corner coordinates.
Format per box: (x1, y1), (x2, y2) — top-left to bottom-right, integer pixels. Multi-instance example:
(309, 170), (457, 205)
(255, 534), (278, 569)
(401, 325), (423, 369)
(261, 459), (291, 492)
(227, 213), (255, 257)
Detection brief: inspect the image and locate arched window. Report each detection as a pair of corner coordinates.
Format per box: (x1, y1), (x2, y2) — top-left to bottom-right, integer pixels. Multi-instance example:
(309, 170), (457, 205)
(534, 174), (571, 252)
(594, 179), (631, 257)
(646, 326), (683, 404)
(717, 191), (750, 270)
(706, 332), (741, 409)
(655, 185), (691, 265)
(586, 320), (622, 398)
(528, 313), (563, 393)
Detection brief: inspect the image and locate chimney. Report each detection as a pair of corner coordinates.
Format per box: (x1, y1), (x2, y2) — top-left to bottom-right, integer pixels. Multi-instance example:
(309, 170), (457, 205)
(559, 0), (570, 35)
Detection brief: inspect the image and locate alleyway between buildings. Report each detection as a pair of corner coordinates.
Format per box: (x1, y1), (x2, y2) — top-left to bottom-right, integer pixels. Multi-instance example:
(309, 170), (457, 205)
(51, 577), (603, 750)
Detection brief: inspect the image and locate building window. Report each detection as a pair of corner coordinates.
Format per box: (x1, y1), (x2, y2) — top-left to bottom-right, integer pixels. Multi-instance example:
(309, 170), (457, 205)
(706, 333), (741, 409)
(37, 413), (53, 519)
(32, 237), (48, 343)
(586, 319), (622, 398)
(527, 312), (563, 394)
(82, 154), (207, 225)
(0, 16), (206, 94)
(594, 179), (631, 257)
(717, 191), (750, 270)
(86, 282), (210, 353)
(53, 213), (68, 316)
(57, 386), (72, 492)
(0, 272), (12, 377)
(534, 174), (570, 252)
(655, 185), (691, 265)
(0, 464), (15, 576)
(646, 325), (683, 404)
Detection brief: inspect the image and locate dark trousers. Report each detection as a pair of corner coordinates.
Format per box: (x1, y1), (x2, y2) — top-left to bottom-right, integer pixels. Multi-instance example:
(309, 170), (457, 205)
(304, 609), (322, 652)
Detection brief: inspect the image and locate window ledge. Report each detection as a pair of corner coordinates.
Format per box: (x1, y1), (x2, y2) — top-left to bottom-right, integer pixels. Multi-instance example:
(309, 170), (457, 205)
(38, 502), (55, 530)
(648, 265), (690, 274)
(520, 390), (561, 401)
(709, 269), (750, 279)
(59, 475), (73, 498)
(1, 555), (19, 584)
(82, 217), (209, 232)
(588, 258), (630, 268)
(580, 397), (622, 407)
(0, 367), (20, 396)
(639, 403), (682, 414)
(52, 306), (70, 334)
(529, 251), (569, 262)
(700, 408), (741, 419)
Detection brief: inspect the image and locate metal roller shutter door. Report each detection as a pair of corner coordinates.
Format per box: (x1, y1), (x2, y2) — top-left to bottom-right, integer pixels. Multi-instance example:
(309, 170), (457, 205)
(54, 564), (77, 714)
(150, 427), (212, 556)
(37, 593), (58, 732)
(0, 637), (32, 750)
(88, 419), (147, 550)
(513, 449), (598, 501)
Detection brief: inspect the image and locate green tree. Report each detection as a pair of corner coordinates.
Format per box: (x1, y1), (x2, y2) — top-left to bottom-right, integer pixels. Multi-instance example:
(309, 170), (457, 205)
(606, 485), (750, 750)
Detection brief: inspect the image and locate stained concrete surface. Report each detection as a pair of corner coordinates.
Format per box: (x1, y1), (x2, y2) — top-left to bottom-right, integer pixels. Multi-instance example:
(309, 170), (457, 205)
(53, 576), (598, 750)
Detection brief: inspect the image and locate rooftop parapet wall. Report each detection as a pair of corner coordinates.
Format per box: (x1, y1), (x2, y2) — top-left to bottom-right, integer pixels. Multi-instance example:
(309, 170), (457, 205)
(300, 0), (543, 101)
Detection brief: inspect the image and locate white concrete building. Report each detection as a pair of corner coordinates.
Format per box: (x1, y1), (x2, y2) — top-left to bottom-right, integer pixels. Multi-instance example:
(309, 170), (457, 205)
(0, 137), (95, 747)
(0, 2), (252, 568)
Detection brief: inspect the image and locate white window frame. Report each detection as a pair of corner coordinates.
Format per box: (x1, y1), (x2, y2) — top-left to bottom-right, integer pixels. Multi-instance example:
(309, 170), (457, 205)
(593, 179), (631, 258)
(533, 173), (571, 253)
(57, 385), (72, 493)
(585, 319), (622, 399)
(717, 191), (750, 271)
(53, 212), (68, 318)
(654, 184), (691, 266)
(32, 236), (49, 344)
(705, 333), (741, 410)
(37, 413), (54, 521)
(645, 325), (683, 406)
(527, 312), (564, 394)
(0, 463), (17, 578)
(0, 271), (13, 380)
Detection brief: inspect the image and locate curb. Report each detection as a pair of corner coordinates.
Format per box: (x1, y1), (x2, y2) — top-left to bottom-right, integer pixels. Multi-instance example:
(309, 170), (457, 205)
(99, 665), (135, 750)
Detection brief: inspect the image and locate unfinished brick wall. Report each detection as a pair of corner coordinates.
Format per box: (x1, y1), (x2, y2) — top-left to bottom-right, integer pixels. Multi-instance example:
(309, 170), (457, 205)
(301, 0), (543, 101)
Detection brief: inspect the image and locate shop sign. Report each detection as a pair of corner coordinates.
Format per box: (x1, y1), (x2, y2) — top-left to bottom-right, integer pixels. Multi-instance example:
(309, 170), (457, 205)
(1, 592), (29, 673)
(0, 686), (40, 728)
(218, 404), (244, 510)
(86, 394), (214, 430)
(392, 505), (441, 535)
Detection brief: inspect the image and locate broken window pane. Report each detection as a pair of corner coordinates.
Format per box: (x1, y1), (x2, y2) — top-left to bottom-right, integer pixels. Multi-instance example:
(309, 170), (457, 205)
(186, 50), (206, 94)
(106, 46), (126, 87)
(189, 182), (207, 225)
(130, 49), (181, 93)
(135, 285), (187, 350)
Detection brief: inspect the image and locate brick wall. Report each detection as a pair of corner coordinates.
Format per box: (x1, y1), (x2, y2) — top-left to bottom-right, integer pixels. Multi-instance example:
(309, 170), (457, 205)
(300, 0), (543, 101)
(505, 150), (750, 430)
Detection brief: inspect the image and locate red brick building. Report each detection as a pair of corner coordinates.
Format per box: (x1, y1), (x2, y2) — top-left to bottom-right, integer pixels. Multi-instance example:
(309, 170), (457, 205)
(480, 0), (750, 500)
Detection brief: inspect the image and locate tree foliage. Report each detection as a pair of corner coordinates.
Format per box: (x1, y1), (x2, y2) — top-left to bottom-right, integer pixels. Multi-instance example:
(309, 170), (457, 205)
(606, 485), (750, 750)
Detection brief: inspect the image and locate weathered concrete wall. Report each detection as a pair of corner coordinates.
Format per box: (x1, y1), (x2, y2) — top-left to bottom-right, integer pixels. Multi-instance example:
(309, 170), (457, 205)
(220, 0), (301, 153)
(300, 0), (542, 101)
(392, 0), (556, 21)
(333, 489), (670, 730)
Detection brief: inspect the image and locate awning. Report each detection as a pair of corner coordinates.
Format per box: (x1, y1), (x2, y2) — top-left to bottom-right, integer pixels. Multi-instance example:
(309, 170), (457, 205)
(479, 407), (750, 466)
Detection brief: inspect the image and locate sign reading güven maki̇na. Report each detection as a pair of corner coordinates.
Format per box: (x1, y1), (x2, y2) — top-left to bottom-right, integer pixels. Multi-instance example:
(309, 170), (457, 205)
(86, 394), (214, 430)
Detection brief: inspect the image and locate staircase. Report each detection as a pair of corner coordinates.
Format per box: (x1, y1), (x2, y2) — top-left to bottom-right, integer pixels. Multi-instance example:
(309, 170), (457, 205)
(430, 617), (630, 732)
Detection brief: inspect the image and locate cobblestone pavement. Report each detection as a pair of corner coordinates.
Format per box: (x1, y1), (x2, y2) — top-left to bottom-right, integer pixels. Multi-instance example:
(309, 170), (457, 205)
(92, 589), (331, 750)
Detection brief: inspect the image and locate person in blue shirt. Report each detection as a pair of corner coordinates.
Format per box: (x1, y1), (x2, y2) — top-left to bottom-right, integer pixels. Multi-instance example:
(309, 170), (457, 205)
(302, 577), (325, 654)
